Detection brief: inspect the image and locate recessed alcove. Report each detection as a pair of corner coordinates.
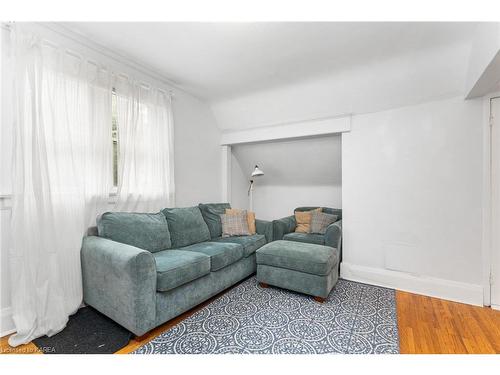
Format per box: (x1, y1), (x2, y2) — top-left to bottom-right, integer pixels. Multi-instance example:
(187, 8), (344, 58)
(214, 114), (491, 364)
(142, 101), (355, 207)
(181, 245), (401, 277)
(229, 134), (342, 220)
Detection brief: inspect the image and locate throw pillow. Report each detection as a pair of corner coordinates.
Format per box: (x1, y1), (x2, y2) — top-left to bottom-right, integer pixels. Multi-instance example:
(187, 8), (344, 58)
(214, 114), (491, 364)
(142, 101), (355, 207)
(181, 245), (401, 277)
(225, 208), (256, 235)
(294, 207), (322, 233)
(220, 211), (251, 237)
(310, 211), (338, 234)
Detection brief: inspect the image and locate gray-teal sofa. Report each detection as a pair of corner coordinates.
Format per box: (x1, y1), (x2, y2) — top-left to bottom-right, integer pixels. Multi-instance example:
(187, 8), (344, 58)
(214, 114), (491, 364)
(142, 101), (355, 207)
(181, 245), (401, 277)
(81, 203), (272, 336)
(272, 206), (342, 251)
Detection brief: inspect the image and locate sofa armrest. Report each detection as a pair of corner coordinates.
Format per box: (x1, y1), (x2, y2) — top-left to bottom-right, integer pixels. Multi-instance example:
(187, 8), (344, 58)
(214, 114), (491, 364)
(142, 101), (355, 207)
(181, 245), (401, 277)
(255, 219), (273, 243)
(272, 215), (296, 241)
(81, 236), (157, 336)
(325, 220), (342, 252)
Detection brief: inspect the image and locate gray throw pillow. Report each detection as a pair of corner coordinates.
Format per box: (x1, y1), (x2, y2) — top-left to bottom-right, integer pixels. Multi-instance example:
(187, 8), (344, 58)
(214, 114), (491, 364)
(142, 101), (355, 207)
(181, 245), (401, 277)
(220, 211), (251, 237)
(310, 211), (338, 234)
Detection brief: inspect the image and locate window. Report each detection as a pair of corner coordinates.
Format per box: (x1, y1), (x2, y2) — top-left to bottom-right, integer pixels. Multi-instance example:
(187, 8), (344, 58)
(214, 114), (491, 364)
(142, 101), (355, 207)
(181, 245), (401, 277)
(111, 89), (119, 187)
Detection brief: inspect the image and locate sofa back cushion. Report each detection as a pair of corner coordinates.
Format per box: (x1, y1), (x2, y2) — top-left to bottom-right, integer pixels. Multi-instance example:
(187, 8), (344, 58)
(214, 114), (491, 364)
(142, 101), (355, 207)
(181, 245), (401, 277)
(198, 203), (231, 238)
(295, 206), (342, 220)
(97, 212), (171, 252)
(162, 206), (211, 248)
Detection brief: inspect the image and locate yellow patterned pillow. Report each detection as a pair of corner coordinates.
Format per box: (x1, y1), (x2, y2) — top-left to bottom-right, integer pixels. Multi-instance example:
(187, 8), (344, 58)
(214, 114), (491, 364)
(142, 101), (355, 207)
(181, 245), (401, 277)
(294, 208), (322, 233)
(225, 208), (256, 235)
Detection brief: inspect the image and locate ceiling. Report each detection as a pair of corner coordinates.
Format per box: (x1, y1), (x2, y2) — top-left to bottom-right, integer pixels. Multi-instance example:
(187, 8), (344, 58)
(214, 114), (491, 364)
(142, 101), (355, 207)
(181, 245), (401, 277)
(61, 22), (478, 101)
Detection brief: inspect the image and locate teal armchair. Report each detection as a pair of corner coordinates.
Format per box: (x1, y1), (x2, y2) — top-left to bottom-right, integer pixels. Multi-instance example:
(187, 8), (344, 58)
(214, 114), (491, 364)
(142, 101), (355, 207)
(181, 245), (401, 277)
(256, 218), (273, 243)
(272, 206), (342, 251)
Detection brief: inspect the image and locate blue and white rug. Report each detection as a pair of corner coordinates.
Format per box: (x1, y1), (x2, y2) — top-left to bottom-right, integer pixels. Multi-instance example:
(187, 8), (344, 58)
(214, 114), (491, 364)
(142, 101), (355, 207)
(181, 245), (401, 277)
(133, 277), (399, 354)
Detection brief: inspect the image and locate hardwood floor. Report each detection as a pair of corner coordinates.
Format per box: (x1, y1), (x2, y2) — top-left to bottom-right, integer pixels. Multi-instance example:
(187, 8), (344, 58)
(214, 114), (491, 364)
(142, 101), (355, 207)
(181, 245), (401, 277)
(0, 336), (41, 354)
(396, 291), (500, 354)
(2, 288), (500, 354)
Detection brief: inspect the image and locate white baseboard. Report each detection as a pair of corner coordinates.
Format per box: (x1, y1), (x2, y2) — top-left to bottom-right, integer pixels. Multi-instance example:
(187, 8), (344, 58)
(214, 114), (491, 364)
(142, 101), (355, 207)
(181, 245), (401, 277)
(340, 262), (484, 306)
(1, 307), (15, 337)
(491, 304), (500, 311)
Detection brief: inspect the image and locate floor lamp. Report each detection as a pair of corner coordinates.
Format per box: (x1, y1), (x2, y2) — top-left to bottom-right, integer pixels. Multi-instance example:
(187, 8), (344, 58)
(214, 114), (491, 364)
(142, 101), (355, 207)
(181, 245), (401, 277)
(248, 165), (264, 212)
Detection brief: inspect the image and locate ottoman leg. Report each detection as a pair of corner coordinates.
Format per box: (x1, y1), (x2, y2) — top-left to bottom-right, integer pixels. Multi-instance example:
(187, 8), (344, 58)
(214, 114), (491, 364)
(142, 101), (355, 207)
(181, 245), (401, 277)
(259, 282), (269, 288)
(314, 296), (325, 303)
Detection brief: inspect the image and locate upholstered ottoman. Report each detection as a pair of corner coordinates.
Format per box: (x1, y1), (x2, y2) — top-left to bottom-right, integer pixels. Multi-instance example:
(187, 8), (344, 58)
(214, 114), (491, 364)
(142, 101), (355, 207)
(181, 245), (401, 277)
(255, 240), (339, 302)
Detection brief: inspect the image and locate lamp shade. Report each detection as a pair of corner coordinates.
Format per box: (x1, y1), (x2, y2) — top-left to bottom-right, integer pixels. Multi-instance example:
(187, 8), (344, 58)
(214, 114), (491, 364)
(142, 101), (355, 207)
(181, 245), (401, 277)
(251, 165), (264, 177)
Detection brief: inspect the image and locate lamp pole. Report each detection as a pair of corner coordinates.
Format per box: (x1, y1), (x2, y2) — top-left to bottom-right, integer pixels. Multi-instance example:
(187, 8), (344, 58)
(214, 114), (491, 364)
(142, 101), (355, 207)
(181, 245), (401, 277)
(248, 165), (263, 212)
(249, 180), (254, 211)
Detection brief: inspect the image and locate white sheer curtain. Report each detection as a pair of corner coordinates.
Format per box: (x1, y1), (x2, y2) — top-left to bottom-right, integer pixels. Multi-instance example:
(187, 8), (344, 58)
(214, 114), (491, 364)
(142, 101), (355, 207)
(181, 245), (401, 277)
(8, 26), (113, 346)
(113, 76), (175, 212)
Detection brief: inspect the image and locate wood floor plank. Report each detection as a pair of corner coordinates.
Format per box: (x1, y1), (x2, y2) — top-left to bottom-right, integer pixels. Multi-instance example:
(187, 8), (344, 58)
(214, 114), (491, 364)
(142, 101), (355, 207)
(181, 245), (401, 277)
(0, 336), (41, 354)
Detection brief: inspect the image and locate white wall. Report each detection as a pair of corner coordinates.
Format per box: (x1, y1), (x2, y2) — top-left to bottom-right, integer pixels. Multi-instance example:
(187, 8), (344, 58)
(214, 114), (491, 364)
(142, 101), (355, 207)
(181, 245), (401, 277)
(230, 152), (249, 210)
(173, 91), (222, 207)
(341, 96), (484, 305)
(466, 23), (500, 98)
(230, 135), (342, 220)
(491, 96), (500, 310)
(211, 41), (470, 130)
(248, 185), (342, 221)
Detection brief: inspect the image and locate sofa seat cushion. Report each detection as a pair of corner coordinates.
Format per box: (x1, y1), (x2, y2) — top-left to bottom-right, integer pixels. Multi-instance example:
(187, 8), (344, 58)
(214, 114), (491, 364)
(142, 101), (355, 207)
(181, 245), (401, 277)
(283, 232), (325, 245)
(154, 250), (211, 292)
(256, 240), (337, 276)
(162, 207), (211, 248)
(211, 234), (266, 257)
(180, 242), (244, 271)
(97, 212), (171, 252)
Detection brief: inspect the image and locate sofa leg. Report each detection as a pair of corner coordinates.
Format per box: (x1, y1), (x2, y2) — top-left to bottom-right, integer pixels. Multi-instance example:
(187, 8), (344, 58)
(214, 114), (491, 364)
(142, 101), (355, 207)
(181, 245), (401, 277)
(259, 282), (269, 288)
(314, 296), (325, 303)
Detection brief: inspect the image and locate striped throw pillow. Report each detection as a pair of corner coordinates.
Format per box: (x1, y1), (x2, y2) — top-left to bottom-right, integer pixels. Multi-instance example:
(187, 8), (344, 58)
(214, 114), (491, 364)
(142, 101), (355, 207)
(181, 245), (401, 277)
(220, 211), (251, 237)
(310, 211), (338, 234)
(225, 208), (256, 235)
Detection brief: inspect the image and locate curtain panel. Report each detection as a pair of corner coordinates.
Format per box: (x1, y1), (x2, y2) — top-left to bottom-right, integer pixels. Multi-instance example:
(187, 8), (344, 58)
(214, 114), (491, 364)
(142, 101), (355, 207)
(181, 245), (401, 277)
(6, 24), (175, 346)
(113, 75), (175, 212)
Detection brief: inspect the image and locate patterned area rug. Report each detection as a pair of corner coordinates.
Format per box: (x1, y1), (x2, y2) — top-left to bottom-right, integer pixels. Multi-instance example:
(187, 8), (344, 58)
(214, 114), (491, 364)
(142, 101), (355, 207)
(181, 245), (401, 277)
(134, 277), (399, 354)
